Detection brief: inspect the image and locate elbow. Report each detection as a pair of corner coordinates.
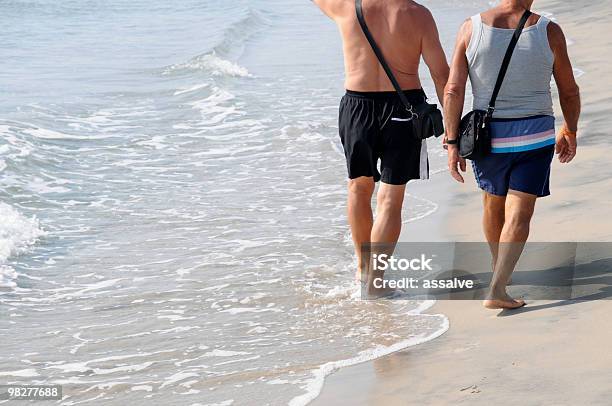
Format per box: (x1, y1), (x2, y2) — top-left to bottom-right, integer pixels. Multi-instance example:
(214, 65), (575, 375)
(568, 87), (581, 99)
(559, 83), (580, 100)
(444, 83), (465, 102)
(559, 85), (581, 107)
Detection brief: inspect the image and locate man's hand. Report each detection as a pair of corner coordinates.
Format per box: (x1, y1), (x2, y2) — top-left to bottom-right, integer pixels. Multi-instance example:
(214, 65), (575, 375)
(447, 144), (466, 183)
(555, 123), (577, 163)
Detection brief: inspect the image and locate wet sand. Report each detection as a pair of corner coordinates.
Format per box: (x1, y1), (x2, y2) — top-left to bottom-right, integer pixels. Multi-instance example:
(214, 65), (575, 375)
(311, 0), (612, 404)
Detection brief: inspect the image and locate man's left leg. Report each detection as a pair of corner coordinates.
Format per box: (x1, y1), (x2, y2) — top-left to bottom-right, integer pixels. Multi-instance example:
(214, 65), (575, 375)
(347, 177), (376, 281)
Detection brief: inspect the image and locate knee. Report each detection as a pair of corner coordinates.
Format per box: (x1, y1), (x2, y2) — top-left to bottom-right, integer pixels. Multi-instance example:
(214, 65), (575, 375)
(483, 194), (505, 218)
(376, 192), (403, 217)
(348, 178), (375, 197)
(505, 208), (534, 230)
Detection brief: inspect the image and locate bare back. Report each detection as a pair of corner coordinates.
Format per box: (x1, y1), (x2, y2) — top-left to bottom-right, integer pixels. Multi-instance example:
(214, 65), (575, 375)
(314, 0), (445, 92)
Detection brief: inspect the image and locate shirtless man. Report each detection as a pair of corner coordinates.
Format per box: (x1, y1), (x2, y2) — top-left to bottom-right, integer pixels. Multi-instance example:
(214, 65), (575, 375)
(312, 0), (449, 293)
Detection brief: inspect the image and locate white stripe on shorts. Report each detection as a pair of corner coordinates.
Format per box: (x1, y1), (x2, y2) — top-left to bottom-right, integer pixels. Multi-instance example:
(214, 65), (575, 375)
(419, 139), (429, 180)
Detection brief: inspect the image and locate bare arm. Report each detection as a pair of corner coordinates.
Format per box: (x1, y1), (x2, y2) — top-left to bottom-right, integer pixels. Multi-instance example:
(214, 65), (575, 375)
(421, 9), (450, 105)
(549, 22), (580, 132)
(548, 22), (580, 163)
(444, 19), (470, 142)
(443, 19), (471, 183)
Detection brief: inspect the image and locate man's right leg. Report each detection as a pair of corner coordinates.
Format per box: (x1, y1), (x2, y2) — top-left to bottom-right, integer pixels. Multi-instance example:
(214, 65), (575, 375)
(483, 190), (537, 309)
(371, 182), (406, 244)
(347, 176), (375, 281)
(482, 192), (506, 272)
(365, 182), (406, 297)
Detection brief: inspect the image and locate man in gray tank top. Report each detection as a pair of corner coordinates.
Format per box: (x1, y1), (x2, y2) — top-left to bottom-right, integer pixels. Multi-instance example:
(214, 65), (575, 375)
(443, 0), (581, 309)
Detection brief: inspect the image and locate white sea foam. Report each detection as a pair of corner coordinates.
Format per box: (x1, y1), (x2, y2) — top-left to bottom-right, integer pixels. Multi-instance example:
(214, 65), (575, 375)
(174, 83), (210, 96)
(164, 53), (250, 77)
(160, 372), (200, 388)
(26, 177), (71, 194)
(219, 307), (282, 314)
(93, 362), (154, 376)
(0, 368), (40, 377)
(0, 202), (45, 289)
(23, 127), (97, 140)
(131, 385), (153, 392)
(202, 401), (234, 406)
(202, 350), (249, 358)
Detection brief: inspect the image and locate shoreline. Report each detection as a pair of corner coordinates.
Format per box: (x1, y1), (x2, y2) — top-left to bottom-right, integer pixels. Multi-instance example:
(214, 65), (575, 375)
(309, 0), (612, 403)
(288, 300), (449, 406)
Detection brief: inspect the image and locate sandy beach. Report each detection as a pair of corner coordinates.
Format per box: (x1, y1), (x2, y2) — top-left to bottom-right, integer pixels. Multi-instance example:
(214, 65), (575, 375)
(312, 0), (612, 404)
(314, 170), (612, 405)
(314, 299), (611, 405)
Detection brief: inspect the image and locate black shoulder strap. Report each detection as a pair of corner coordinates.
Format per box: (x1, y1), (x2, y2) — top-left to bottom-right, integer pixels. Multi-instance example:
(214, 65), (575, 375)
(355, 0), (415, 113)
(487, 10), (532, 117)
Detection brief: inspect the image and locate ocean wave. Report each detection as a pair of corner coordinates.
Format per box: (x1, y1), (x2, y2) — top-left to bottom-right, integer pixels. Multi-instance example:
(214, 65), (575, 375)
(163, 53), (251, 77)
(0, 202), (45, 289)
(215, 8), (266, 55)
(162, 8), (265, 78)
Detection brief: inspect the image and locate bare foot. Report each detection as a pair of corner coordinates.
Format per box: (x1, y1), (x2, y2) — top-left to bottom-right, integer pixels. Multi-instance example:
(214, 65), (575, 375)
(361, 274), (396, 299)
(482, 296), (525, 309)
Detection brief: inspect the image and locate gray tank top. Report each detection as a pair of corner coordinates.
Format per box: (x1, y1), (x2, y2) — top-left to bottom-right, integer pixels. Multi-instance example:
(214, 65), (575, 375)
(466, 14), (554, 118)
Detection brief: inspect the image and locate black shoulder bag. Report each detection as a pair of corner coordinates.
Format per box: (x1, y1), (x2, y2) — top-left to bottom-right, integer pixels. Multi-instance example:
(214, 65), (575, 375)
(458, 10), (532, 160)
(355, 0), (444, 140)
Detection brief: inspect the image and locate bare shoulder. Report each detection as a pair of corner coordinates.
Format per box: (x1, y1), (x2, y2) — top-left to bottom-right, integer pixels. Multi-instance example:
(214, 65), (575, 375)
(546, 21), (566, 49)
(457, 17), (473, 47)
(406, 1), (441, 39)
(312, 0), (352, 19)
(410, 2), (436, 25)
(459, 17), (473, 34)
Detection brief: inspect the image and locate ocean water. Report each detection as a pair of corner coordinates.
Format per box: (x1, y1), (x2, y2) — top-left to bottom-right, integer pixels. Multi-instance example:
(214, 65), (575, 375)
(1, 1), (492, 405)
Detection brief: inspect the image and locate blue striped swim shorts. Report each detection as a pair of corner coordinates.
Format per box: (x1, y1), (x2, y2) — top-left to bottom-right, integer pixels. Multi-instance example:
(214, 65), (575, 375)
(472, 115), (556, 197)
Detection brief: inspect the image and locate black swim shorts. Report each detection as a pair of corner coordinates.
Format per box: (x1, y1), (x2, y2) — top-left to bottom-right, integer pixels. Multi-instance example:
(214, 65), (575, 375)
(338, 89), (429, 185)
